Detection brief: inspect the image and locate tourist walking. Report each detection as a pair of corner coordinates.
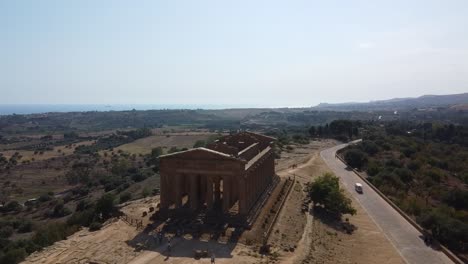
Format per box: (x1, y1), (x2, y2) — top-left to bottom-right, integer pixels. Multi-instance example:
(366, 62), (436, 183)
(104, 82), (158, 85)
(167, 240), (172, 256)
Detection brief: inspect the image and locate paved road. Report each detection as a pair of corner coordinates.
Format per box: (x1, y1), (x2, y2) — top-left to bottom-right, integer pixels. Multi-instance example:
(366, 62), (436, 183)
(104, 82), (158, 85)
(321, 142), (454, 264)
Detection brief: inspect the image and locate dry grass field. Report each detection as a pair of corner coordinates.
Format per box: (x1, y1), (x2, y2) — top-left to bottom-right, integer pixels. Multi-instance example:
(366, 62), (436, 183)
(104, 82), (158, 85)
(2, 158), (72, 202)
(0, 140), (94, 162)
(112, 133), (219, 155)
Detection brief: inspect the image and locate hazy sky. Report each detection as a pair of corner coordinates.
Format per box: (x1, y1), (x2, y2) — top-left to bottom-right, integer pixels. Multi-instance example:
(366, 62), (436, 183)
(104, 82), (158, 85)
(1, 0), (467, 107)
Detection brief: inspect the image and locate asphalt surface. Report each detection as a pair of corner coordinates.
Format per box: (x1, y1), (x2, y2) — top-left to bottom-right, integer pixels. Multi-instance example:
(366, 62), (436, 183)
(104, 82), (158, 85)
(321, 141), (454, 264)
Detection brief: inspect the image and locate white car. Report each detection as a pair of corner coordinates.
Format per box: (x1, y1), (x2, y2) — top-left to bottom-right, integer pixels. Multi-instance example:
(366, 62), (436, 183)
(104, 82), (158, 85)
(355, 183), (363, 193)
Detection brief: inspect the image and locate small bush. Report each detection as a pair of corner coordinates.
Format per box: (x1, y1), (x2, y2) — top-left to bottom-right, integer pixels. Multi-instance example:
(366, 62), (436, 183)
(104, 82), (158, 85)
(344, 149), (367, 169)
(119, 192), (132, 203)
(89, 222), (102, 231)
(0, 226), (14, 238)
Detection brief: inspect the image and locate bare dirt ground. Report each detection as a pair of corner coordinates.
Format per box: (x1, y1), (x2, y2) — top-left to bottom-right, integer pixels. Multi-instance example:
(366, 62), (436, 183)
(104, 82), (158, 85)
(22, 140), (404, 264)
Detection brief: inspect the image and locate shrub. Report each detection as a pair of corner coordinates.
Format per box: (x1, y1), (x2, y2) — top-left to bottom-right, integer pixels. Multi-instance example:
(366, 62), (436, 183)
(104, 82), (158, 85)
(119, 192), (132, 203)
(407, 160), (421, 171)
(142, 187), (150, 198)
(38, 193), (53, 203)
(402, 147), (416, 157)
(168, 147), (179, 153)
(3, 201), (22, 212)
(52, 202), (72, 218)
(394, 168), (414, 183)
(32, 223), (78, 248)
(95, 194), (115, 219)
(344, 149), (367, 169)
(367, 161), (381, 176)
(193, 140), (206, 148)
(0, 226), (14, 238)
(89, 222), (102, 231)
(151, 147), (163, 157)
(361, 140), (379, 155)
(66, 208), (95, 227)
(442, 189), (468, 210)
(385, 158), (401, 168)
(131, 173), (147, 182)
(17, 220), (33, 233)
(0, 248), (27, 264)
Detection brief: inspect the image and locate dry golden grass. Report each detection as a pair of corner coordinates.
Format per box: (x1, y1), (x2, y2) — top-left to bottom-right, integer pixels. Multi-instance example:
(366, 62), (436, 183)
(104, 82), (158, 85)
(0, 140), (95, 162)
(111, 133), (218, 155)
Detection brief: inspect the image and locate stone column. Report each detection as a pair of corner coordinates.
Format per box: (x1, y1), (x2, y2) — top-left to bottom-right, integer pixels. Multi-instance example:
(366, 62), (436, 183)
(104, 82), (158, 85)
(246, 174), (251, 210)
(190, 175), (199, 210)
(206, 177), (213, 209)
(159, 173), (169, 210)
(238, 176), (247, 215)
(249, 173), (254, 208)
(231, 176), (237, 206)
(256, 167), (260, 198)
(259, 164), (263, 193)
(223, 177), (230, 213)
(200, 176), (206, 204)
(174, 174), (182, 208)
(214, 178), (221, 205)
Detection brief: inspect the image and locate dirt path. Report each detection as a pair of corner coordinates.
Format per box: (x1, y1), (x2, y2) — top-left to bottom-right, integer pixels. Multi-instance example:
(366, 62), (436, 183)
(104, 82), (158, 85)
(271, 151), (332, 264)
(292, 149), (405, 264)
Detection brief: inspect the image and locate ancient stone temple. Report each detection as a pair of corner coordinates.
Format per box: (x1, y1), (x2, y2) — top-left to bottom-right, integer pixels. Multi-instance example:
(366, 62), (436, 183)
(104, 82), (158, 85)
(158, 131), (277, 225)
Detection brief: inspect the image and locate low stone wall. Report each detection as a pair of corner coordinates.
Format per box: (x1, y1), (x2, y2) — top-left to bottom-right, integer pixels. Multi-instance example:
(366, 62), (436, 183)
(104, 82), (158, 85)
(245, 174), (280, 228)
(265, 175), (295, 240)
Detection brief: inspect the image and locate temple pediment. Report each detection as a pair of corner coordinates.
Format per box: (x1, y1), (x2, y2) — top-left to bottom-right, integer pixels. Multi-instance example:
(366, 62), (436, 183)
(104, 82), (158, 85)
(160, 147), (244, 162)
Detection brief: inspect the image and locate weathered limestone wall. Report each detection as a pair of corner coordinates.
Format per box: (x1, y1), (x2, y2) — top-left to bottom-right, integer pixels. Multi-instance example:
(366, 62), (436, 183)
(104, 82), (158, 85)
(159, 154), (244, 213)
(206, 143), (238, 156)
(238, 142), (260, 161)
(159, 132), (276, 224)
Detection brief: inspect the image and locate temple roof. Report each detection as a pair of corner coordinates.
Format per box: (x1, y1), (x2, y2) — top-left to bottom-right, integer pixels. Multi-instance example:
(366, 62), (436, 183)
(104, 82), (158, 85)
(243, 131), (276, 141)
(159, 147), (245, 162)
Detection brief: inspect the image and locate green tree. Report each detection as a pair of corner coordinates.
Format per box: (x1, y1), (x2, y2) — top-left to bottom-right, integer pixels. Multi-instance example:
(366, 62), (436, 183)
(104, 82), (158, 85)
(308, 126), (316, 137)
(150, 147), (163, 157)
(0, 248), (27, 264)
(168, 147), (179, 153)
(0, 226), (14, 238)
(344, 149), (367, 169)
(361, 140), (379, 155)
(3, 201), (22, 212)
(111, 158), (130, 176)
(95, 193), (116, 219)
(193, 140), (206, 148)
(119, 192), (132, 203)
(63, 131), (79, 139)
(306, 173), (356, 217)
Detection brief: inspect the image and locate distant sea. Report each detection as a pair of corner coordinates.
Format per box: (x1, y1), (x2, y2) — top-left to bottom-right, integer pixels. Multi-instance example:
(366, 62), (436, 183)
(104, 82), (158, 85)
(0, 104), (260, 116)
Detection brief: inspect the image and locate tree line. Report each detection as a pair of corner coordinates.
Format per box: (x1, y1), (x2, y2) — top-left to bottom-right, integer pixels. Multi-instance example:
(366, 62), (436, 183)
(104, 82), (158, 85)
(340, 121), (468, 255)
